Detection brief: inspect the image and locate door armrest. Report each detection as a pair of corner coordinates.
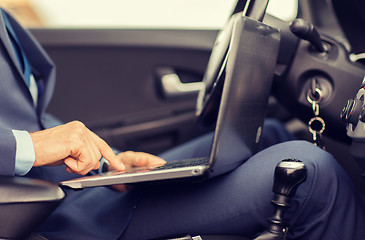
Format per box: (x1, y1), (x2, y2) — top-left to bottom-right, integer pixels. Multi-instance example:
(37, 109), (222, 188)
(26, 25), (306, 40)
(0, 176), (65, 239)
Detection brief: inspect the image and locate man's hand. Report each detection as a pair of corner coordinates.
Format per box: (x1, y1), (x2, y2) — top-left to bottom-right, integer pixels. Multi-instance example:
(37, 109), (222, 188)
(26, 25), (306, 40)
(108, 151), (166, 192)
(30, 121), (125, 175)
(116, 151), (166, 169)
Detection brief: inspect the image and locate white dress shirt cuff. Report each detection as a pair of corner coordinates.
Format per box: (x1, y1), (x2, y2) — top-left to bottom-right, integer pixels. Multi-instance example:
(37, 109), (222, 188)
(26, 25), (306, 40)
(12, 130), (35, 176)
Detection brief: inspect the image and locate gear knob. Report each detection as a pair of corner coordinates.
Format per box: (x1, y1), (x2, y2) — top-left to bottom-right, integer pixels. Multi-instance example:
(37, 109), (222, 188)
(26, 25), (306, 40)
(253, 159), (307, 240)
(273, 159), (307, 197)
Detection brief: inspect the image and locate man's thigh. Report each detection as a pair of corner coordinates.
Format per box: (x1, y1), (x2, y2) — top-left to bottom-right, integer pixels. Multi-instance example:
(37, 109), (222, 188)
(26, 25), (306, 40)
(159, 118), (295, 161)
(121, 140), (365, 240)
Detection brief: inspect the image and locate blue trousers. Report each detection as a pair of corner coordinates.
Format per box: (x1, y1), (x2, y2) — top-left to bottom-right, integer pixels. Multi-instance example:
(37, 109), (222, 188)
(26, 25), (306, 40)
(121, 120), (365, 240)
(37, 119), (365, 240)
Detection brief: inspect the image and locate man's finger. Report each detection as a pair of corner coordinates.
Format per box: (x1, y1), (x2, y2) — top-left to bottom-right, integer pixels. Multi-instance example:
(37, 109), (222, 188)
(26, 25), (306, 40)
(118, 151), (166, 168)
(88, 129), (125, 171)
(133, 153), (166, 167)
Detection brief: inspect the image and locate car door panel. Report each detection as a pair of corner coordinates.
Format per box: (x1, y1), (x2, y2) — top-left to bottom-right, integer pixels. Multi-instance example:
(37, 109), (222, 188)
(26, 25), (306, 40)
(31, 29), (217, 154)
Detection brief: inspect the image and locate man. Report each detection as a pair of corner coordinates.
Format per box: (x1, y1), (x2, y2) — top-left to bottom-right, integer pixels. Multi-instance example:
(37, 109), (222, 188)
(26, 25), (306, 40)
(1, 8), (365, 240)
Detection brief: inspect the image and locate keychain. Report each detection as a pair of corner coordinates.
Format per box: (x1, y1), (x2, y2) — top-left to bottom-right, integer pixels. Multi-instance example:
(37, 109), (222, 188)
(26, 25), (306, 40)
(306, 80), (326, 150)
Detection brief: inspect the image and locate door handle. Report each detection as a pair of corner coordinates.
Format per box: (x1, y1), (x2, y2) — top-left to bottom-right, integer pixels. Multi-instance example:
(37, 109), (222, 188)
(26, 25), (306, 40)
(157, 67), (204, 98)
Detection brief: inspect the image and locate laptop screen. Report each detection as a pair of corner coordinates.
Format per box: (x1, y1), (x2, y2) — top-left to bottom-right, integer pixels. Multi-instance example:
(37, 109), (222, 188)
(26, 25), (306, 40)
(207, 15), (280, 177)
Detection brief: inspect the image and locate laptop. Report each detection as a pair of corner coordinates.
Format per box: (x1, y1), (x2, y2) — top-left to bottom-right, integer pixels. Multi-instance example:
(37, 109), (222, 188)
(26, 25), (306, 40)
(60, 14), (280, 189)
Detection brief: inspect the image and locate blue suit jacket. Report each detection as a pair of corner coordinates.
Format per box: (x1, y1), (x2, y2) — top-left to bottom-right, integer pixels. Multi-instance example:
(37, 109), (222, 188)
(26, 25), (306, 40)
(0, 10), (137, 239)
(0, 9), (55, 176)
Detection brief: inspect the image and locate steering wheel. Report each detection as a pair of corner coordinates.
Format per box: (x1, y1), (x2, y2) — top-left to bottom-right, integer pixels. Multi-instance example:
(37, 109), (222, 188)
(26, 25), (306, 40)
(195, 14), (236, 128)
(195, 0), (271, 129)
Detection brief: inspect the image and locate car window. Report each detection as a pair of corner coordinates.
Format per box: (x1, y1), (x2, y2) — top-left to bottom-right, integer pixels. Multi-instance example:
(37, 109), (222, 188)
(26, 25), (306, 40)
(1, 0), (297, 29)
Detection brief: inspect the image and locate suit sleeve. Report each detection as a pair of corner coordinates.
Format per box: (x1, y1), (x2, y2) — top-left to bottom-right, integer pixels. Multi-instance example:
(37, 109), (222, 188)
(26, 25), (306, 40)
(0, 128), (16, 176)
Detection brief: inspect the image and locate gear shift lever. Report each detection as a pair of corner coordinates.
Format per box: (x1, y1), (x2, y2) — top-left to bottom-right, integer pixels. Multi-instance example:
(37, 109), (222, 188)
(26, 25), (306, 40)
(253, 159), (307, 240)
